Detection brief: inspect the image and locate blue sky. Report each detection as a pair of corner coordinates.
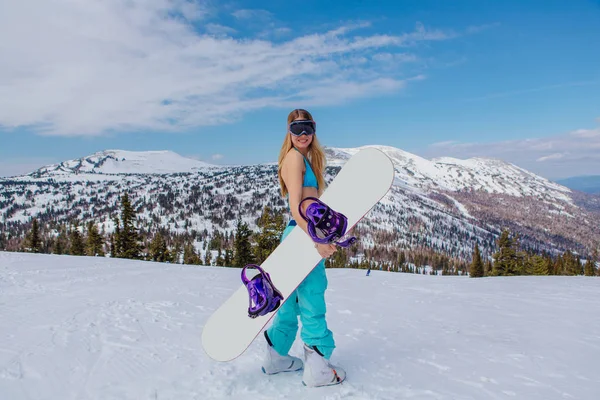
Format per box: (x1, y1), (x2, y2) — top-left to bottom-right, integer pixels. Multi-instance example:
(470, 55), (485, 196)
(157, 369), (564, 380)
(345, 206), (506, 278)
(1, 0), (599, 180)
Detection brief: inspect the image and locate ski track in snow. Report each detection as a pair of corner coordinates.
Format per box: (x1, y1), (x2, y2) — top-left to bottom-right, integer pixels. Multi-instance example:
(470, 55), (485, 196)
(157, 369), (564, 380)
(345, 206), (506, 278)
(1, 252), (599, 400)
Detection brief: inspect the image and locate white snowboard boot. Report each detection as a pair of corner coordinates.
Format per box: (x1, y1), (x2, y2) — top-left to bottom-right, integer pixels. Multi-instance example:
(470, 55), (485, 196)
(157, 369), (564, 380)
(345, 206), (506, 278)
(261, 341), (303, 375)
(302, 344), (346, 387)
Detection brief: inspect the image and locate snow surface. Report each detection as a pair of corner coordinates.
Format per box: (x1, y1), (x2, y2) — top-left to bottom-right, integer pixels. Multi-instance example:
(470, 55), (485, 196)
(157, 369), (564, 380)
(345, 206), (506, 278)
(325, 146), (573, 205)
(29, 150), (215, 177)
(1, 252), (599, 400)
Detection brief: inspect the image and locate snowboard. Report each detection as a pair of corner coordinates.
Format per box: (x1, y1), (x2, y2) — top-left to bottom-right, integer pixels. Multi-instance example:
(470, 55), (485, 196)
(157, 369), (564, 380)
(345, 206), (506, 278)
(201, 147), (395, 362)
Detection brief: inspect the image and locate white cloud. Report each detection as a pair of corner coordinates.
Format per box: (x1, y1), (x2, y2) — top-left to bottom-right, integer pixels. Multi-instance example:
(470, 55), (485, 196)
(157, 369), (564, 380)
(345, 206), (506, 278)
(231, 9), (273, 21)
(290, 78), (408, 107)
(0, 1), (459, 136)
(211, 154), (224, 160)
(205, 23), (236, 36)
(272, 27), (291, 36)
(536, 153), (564, 162)
(571, 128), (600, 139)
(372, 53), (418, 63)
(422, 120), (600, 179)
(430, 140), (459, 147)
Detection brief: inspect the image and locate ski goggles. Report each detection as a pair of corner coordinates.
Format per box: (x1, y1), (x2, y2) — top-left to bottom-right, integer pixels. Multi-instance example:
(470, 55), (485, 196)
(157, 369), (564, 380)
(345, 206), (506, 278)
(289, 120), (316, 137)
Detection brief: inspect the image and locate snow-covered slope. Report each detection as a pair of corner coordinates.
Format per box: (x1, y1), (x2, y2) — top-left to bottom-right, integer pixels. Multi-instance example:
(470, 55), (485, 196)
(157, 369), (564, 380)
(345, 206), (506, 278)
(0, 252), (598, 400)
(30, 150), (215, 177)
(329, 145), (572, 201)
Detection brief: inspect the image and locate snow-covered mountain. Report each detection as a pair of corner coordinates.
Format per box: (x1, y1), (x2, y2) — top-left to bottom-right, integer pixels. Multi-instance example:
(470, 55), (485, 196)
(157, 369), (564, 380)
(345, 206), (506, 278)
(330, 145), (572, 200)
(1, 252), (599, 400)
(28, 145), (573, 201)
(1, 145), (599, 259)
(30, 150), (215, 177)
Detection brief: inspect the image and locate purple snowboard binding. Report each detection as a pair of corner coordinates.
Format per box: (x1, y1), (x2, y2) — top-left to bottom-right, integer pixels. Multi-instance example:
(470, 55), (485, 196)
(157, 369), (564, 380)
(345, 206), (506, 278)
(299, 197), (357, 248)
(241, 264), (283, 319)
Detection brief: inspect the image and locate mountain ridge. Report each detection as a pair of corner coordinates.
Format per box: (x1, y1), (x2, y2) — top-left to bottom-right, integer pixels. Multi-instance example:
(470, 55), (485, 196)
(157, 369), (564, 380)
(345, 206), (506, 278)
(29, 149), (216, 177)
(21, 146), (572, 199)
(2, 145), (598, 260)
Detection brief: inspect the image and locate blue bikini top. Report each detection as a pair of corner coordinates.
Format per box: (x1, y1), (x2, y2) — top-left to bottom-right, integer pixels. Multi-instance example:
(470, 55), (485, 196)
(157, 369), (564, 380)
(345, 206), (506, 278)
(294, 148), (318, 189)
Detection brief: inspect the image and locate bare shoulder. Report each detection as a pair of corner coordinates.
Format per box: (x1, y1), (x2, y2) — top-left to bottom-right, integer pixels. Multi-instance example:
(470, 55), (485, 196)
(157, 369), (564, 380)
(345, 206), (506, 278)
(281, 149), (304, 173)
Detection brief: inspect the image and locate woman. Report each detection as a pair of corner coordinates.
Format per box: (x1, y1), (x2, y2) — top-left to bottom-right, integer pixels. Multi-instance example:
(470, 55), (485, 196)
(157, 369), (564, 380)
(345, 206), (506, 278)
(261, 109), (346, 387)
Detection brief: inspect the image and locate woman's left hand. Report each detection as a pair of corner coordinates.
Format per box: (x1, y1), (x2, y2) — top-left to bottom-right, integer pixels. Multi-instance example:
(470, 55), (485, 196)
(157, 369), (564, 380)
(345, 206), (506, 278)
(315, 242), (337, 258)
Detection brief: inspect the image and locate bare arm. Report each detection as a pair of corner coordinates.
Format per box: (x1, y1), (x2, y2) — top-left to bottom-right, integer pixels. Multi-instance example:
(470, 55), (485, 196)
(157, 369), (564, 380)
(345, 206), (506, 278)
(281, 151), (336, 258)
(281, 150), (310, 235)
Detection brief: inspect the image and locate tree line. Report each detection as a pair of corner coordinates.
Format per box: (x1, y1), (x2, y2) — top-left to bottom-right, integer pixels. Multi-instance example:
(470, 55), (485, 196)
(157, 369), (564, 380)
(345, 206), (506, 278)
(6, 193), (599, 277)
(15, 193), (287, 269)
(469, 229), (599, 277)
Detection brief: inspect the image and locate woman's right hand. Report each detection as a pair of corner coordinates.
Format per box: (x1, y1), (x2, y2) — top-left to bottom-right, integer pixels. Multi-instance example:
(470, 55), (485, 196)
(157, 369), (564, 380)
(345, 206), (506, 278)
(315, 242), (337, 259)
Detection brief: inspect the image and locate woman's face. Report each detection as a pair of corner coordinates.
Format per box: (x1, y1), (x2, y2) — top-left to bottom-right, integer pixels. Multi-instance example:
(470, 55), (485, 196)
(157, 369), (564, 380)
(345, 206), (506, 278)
(290, 117), (314, 151)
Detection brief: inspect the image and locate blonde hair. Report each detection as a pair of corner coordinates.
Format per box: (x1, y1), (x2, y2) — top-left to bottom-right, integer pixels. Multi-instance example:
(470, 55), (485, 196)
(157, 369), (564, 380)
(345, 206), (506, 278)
(278, 109), (326, 197)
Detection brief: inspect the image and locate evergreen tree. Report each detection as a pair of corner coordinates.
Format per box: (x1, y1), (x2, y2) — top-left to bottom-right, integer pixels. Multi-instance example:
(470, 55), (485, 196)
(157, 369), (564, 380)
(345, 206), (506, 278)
(54, 236), (64, 255)
(110, 217), (121, 257)
(183, 243), (201, 265)
(562, 250), (579, 276)
(326, 247), (349, 268)
(253, 206), (285, 265)
(69, 223), (85, 256)
(27, 217), (41, 253)
(204, 250), (213, 266)
(54, 225), (68, 255)
(0, 231), (5, 251)
(116, 193), (142, 259)
(149, 232), (170, 262)
(215, 248), (225, 266)
(470, 243), (484, 278)
(224, 249), (233, 267)
(576, 255), (584, 275)
(208, 231), (223, 251)
(492, 229), (519, 276)
(584, 258), (596, 276)
(513, 234), (528, 275)
(86, 222), (105, 256)
(233, 219), (253, 268)
(532, 254), (550, 275)
(484, 259), (493, 276)
(109, 234), (116, 257)
(554, 255), (565, 276)
(521, 252), (534, 276)
(42, 235), (53, 254)
(585, 249), (598, 277)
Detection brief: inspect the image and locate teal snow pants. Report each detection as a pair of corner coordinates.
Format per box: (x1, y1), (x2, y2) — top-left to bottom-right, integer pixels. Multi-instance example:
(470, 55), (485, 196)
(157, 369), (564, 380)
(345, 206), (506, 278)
(265, 221), (336, 359)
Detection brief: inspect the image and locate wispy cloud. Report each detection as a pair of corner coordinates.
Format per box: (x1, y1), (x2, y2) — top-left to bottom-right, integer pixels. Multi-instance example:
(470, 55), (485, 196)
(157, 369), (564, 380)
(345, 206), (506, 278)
(0, 1), (461, 137)
(232, 9), (273, 21)
(536, 153), (564, 162)
(205, 23), (237, 36)
(372, 53), (418, 63)
(424, 119), (600, 179)
(211, 154), (224, 161)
